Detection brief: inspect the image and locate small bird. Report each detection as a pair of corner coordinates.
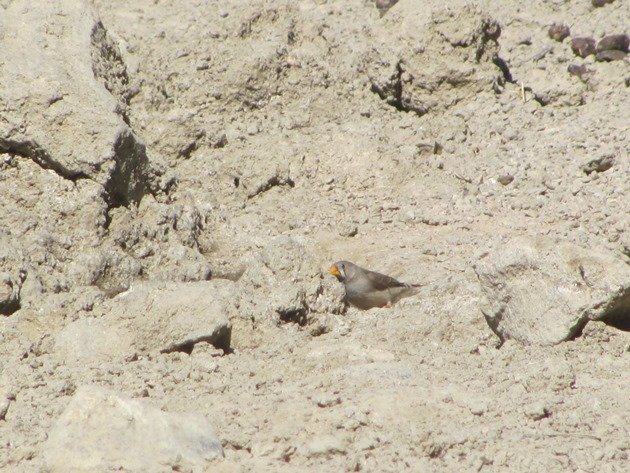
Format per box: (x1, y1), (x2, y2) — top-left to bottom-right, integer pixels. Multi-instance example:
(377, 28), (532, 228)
(328, 261), (422, 310)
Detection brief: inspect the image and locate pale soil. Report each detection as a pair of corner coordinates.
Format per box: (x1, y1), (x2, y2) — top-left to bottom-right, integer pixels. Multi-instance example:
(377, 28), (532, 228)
(1, 0), (629, 471)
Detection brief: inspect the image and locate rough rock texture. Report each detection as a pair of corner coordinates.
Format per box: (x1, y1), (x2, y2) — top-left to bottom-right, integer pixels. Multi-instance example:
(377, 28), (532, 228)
(0, 0), (148, 197)
(475, 237), (630, 345)
(107, 281), (233, 354)
(42, 385), (223, 472)
(369, 2), (502, 116)
(54, 281), (233, 366)
(1, 0), (629, 471)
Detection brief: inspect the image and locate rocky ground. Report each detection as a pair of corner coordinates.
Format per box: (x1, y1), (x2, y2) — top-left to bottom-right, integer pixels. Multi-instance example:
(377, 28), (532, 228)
(0, 0), (629, 471)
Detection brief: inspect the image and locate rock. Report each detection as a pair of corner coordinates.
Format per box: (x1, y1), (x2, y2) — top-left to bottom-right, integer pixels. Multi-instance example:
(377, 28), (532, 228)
(596, 34), (629, 53)
(368, 5), (502, 116)
(109, 281), (233, 354)
(54, 317), (134, 365)
(0, 397), (11, 421)
(497, 174), (514, 186)
(338, 222), (358, 237)
(474, 237), (630, 345)
(305, 435), (347, 457)
(234, 236), (346, 325)
(548, 24), (570, 42)
(567, 64), (589, 79)
(55, 281), (233, 362)
(596, 50), (627, 62)
(571, 37), (596, 58)
(591, 0), (615, 7)
(524, 402), (551, 421)
(42, 386), (223, 472)
(581, 155), (614, 175)
(0, 0), (149, 204)
(375, 0), (399, 16)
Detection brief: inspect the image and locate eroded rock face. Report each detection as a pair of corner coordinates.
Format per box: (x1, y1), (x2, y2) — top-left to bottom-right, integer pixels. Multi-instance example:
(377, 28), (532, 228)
(475, 237), (630, 345)
(42, 386), (223, 472)
(0, 0), (211, 303)
(367, 2), (502, 115)
(233, 236), (345, 327)
(0, 0), (148, 199)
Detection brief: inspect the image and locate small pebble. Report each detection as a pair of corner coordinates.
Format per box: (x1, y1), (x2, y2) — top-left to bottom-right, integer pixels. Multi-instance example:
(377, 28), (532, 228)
(548, 23), (570, 42)
(497, 174), (514, 186)
(582, 156), (614, 175)
(525, 402), (551, 421)
(315, 395), (342, 408)
(306, 435), (346, 457)
(592, 0), (615, 7)
(571, 37), (596, 58)
(597, 34), (629, 53)
(567, 64), (589, 78)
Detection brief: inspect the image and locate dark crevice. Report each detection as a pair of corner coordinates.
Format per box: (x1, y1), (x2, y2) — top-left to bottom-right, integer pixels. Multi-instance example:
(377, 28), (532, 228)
(603, 316), (630, 332)
(0, 298), (20, 316)
(160, 325), (232, 354)
(370, 61), (428, 116)
(247, 175), (295, 199)
(598, 290), (630, 332)
(532, 94), (549, 107)
(565, 318), (588, 341)
(90, 20), (131, 125)
(492, 55), (513, 83)
(103, 129), (149, 209)
(0, 270), (26, 316)
(0, 142), (91, 182)
(277, 306), (308, 326)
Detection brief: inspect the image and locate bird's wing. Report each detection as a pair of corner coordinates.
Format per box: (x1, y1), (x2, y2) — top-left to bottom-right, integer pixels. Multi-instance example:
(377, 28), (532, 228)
(364, 270), (408, 291)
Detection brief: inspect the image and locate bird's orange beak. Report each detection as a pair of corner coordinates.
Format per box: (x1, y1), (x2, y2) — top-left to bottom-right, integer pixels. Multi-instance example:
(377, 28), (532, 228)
(328, 264), (341, 277)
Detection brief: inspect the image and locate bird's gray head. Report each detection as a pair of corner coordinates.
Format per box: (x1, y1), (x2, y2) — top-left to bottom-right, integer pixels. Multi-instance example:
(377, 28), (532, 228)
(328, 261), (355, 282)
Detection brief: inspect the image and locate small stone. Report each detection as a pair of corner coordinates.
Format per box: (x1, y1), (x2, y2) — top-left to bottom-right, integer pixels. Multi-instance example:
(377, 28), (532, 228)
(525, 402), (551, 421)
(592, 0), (615, 7)
(0, 397), (11, 420)
(315, 395), (342, 408)
(596, 50), (627, 62)
(567, 64), (589, 78)
(306, 435), (346, 457)
(597, 34), (629, 53)
(582, 155), (614, 175)
(548, 23), (570, 42)
(338, 222), (358, 238)
(497, 174), (514, 186)
(375, 0), (399, 15)
(571, 37), (596, 58)
(469, 400), (488, 416)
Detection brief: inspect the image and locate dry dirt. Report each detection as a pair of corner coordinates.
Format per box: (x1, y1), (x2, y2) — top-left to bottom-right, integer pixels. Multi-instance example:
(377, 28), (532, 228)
(1, 0), (629, 472)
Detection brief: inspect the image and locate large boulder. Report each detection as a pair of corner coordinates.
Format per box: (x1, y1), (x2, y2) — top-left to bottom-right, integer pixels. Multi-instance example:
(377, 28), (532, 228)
(475, 237), (630, 345)
(55, 281), (233, 364)
(42, 386), (223, 472)
(111, 281), (233, 354)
